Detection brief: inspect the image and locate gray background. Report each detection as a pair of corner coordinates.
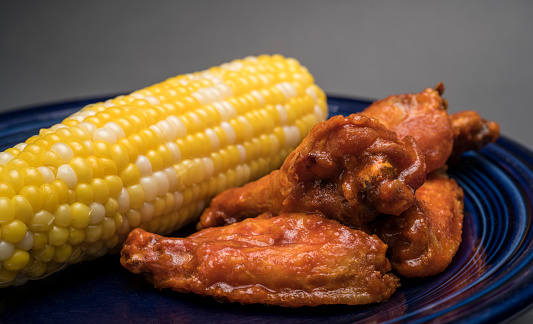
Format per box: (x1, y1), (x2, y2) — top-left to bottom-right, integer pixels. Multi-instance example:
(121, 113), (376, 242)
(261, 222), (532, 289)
(1, 1), (532, 322)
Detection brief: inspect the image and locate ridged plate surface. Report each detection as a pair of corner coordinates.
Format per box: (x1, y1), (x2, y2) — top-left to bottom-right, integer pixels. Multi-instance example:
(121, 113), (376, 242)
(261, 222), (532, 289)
(0, 96), (532, 323)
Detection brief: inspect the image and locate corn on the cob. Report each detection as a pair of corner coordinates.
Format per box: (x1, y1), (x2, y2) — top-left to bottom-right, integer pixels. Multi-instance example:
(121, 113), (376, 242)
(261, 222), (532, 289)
(0, 55), (328, 286)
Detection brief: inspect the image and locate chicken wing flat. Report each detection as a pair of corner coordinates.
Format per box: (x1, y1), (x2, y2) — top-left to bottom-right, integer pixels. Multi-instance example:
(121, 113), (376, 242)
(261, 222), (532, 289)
(370, 169), (464, 278)
(360, 83), (453, 173)
(120, 213), (400, 307)
(199, 114), (426, 229)
(448, 110), (500, 164)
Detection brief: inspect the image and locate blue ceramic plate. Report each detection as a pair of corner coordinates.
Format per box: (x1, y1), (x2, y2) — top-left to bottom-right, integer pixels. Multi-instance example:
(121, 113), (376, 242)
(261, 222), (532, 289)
(1, 96), (533, 324)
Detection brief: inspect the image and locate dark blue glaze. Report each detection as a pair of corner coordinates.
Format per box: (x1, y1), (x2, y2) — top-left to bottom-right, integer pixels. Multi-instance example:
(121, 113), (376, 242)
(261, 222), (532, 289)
(0, 96), (532, 324)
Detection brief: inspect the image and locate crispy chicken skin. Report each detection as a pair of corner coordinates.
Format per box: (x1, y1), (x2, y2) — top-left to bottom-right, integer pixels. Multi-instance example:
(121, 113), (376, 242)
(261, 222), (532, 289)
(360, 83), (453, 173)
(448, 110), (500, 164)
(120, 213), (400, 307)
(199, 114), (426, 229)
(370, 169), (464, 278)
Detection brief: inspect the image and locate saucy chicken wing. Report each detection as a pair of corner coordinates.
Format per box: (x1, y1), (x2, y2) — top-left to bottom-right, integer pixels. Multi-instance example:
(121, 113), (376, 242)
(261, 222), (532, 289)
(370, 169), (464, 278)
(448, 110), (500, 164)
(199, 114), (426, 229)
(121, 213), (400, 307)
(360, 83), (453, 173)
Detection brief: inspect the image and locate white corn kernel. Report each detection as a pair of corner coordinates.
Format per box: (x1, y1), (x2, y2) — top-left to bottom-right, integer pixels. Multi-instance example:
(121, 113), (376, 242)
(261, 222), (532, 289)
(135, 155), (152, 177)
(56, 164), (78, 189)
(51, 143), (74, 163)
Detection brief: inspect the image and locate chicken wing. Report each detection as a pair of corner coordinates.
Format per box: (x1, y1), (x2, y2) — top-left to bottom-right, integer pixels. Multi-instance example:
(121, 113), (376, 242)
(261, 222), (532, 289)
(360, 83), (453, 173)
(120, 213), (400, 307)
(199, 114), (426, 229)
(448, 110), (500, 164)
(370, 168), (464, 278)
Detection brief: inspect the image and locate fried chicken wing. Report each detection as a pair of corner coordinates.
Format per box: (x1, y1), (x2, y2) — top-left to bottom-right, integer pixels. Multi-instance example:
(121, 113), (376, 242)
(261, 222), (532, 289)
(448, 110), (500, 164)
(120, 213), (400, 307)
(360, 83), (453, 173)
(199, 114), (426, 229)
(370, 169), (464, 278)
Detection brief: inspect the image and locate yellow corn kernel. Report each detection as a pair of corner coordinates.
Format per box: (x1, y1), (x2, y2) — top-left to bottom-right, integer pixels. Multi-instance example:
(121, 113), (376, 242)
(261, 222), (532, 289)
(75, 183), (94, 205)
(146, 150), (163, 171)
(66, 189), (77, 204)
(69, 246), (82, 262)
(129, 134), (147, 156)
(4, 169), (24, 193)
(27, 258), (47, 278)
(91, 178), (109, 203)
(127, 184), (145, 209)
(43, 151), (62, 169)
(126, 210), (141, 228)
(110, 143), (129, 172)
(5, 158), (29, 171)
(152, 196), (166, 218)
(104, 198), (119, 217)
(115, 118), (136, 138)
(54, 204), (72, 227)
(67, 141), (90, 158)
(51, 180), (69, 204)
(69, 126), (91, 141)
(162, 192), (175, 215)
(104, 234), (119, 250)
(100, 217), (116, 241)
(105, 175), (123, 198)
(0, 197), (15, 223)
(53, 243), (73, 263)
(113, 212), (124, 230)
(32, 232), (48, 250)
(19, 185), (43, 211)
(84, 224), (102, 243)
(119, 164), (140, 187)
(2, 249), (30, 271)
(70, 202), (90, 229)
(41, 183), (59, 212)
(0, 267), (17, 282)
(92, 141), (111, 159)
(157, 145), (173, 169)
(35, 246), (55, 263)
(54, 128), (73, 141)
(28, 210), (54, 232)
(99, 157), (118, 175)
(49, 225), (70, 246)
(12, 195), (33, 223)
(85, 241), (104, 257)
(86, 156), (104, 179)
(0, 182), (16, 199)
(69, 157), (93, 183)
(1, 219), (27, 243)
(67, 227), (85, 245)
(22, 143), (45, 156)
(140, 129), (159, 151)
(118, 138), (138, 163)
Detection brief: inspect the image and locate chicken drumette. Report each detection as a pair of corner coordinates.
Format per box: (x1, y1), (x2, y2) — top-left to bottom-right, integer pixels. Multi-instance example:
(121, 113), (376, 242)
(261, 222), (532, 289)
(370, 169), (464, 278)
(448, 110), (500, 164)
(360, 83), (453, 173)
(368, 111), (498, 278)
(121, 213), (400, 307)
(199, 114), (426, 229)
(360, 84), (500, 169)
